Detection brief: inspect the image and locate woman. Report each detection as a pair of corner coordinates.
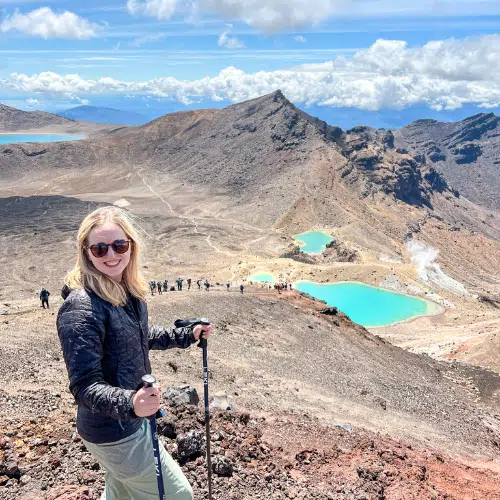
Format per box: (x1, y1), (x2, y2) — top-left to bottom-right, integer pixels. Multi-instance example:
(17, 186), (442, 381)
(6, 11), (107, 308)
(57, 206), (213, 500)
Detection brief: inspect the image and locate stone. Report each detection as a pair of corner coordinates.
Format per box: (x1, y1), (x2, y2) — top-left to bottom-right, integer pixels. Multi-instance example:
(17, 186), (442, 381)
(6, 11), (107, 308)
(46, 485), (94, 500)
(157, 420), (176, 439)
(164, 385), (199, 407)
(331, 424), (353, 433)
(212, 455), (233, 477)
(177, 431), (204, 461)
(210, 393), (233, 411)
(20, 474), (31, 485)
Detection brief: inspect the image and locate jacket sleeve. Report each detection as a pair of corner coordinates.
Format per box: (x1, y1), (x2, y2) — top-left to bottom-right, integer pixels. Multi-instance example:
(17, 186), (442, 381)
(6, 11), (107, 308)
(57, 293), (138, 421)
(148, 324), (196, 350)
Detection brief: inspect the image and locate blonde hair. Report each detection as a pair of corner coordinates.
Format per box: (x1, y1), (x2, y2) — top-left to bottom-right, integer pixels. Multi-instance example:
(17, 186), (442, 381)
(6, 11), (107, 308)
(65, 206), (148, 306)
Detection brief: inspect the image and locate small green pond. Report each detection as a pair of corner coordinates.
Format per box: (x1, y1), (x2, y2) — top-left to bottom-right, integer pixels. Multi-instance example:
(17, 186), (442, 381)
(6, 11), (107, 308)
(294, 231), (334, 254)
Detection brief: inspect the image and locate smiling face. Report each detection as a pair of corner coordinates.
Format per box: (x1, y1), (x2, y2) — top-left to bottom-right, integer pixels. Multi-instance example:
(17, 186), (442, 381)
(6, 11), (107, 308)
(86, 222), (131, 282)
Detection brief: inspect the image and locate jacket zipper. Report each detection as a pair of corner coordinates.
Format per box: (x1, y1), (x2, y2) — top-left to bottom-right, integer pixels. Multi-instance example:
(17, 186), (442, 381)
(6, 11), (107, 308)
(130, 296), (149, 371)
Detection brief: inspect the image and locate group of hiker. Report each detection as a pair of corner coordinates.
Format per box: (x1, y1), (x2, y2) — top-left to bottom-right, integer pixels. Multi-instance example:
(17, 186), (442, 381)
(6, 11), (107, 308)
(275, 282), (292, 294)
(148, 278), (247, 296)
(227, 281), (245, 294)
(148, 278), (213, 295)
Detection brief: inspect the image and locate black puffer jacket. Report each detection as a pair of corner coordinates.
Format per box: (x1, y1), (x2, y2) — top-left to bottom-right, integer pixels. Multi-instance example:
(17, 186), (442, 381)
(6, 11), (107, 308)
(57, 288), (195, 444)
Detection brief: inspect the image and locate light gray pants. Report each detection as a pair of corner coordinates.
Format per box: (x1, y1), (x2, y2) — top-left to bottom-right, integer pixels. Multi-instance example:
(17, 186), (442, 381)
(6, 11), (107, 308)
(83, 420), (194, 500)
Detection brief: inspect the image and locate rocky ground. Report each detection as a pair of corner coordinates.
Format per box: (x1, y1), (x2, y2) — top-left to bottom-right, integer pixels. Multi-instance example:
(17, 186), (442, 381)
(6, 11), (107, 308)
(2, 400), (500, 500)
(1, 288), (500, 499)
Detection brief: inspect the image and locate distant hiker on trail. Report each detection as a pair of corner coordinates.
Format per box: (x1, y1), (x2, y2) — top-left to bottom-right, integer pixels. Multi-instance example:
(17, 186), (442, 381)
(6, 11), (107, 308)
(187, 278), (192, 290)
(204, 279), (210, 291)
(197, 279), (202, 290)
(157, 280), (162, 295)
(176, 278), (183, 291)
(40, 288), (50, 309)
(163, 280), (168, 292)
(150, 280), (156, 295)
(226, 281), (230, 291)
(57, 206), (213, 500)
(240, 284), (244, 294)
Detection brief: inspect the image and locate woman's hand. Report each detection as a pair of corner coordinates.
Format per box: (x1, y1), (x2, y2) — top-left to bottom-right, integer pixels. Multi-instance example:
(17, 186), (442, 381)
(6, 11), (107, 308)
(133, 385), (161, 417)
(193, 323), (214, 341)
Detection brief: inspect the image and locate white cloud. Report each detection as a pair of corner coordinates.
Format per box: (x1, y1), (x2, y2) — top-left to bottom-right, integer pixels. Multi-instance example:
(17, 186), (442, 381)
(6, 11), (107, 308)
(25, 98), (39, 107)
(73, 95), (90, 105)
(124, 1), (500, 32)
(294, 36), (306, 43)
(129, 32), (167, 47)
(0, 7), (100, 40)
(218, 31), (245, 49)
(2, 35), (500, 111)
(124, 0), (342, 32)
(202, 0), (341, 32)
(126, 0), (177, 20)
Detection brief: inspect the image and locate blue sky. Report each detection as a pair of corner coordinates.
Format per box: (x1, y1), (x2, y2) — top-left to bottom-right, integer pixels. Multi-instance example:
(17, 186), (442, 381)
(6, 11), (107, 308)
(1, 1), (500, 128)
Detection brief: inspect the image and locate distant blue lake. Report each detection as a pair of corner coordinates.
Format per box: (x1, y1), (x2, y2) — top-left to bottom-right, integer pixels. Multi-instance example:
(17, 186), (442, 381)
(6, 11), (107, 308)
(294, 231), (334, 254)
(249, 272), (275, 283)
(295, 281), (441, 327)
(0, 134), (84, 144)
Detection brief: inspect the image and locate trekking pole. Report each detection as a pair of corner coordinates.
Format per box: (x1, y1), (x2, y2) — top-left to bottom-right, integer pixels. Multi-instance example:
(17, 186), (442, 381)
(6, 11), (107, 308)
(142, 374), (166, 500)
(175, 318), (213, 500)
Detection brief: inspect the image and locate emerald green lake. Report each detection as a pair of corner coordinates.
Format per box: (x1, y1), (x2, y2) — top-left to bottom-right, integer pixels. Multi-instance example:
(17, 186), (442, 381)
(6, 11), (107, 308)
(294, 231), (334, 254)
(249, 272), (275, 283)
(295, 281), (440, 327)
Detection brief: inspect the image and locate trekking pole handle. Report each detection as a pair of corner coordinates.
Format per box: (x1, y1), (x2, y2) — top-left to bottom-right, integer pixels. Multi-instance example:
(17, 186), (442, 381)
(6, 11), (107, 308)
(142, 374), (157, 388)
(141, 375), (164, 419)
(174, 318), (211, 348)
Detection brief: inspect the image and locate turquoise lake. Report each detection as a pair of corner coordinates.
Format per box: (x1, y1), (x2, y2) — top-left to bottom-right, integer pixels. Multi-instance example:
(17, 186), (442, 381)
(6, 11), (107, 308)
(0, 134), (84, 144)
(294, 231), (334, 254)
(295, 281), (440, 327)
(249, 272), (275, 283)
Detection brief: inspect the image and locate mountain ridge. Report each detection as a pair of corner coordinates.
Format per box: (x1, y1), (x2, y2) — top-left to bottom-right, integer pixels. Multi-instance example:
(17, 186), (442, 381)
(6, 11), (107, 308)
(396, 111), (500, 211)
(57, 105), (146, 126)
(0, 103), (76, 131)
(2, 92), (500, 312)
(0, 102), (123, 135)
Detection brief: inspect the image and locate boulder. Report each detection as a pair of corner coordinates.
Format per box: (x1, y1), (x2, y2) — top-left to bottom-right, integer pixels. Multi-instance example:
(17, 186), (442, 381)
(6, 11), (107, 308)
(157, 420), (177, 439)
(177, 430), (204, 461)
(210, 393), (233, 411)
(163, 385), (199, 407)
(46, 486), (94, 500)
(213, 455), (234, 476)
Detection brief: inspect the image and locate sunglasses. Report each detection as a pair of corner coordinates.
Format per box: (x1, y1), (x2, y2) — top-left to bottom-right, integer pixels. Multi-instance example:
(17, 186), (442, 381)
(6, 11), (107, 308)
(87, 239), (131, 258)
